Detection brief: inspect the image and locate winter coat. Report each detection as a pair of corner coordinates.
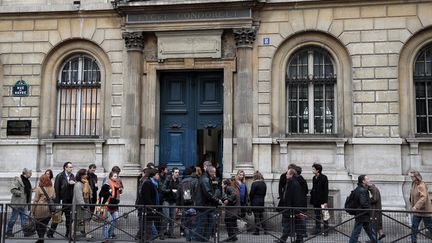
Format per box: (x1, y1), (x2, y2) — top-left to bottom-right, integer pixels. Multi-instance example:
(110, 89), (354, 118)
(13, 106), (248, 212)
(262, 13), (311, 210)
(10, 176), (29, 209)
(137, 178), (160, 215)
(31, 186), (55, 219)
(310, 174), (329, 207)
(223, 186), (240, 217)
(194, 171), (220, 208)
(369, 184), (383, 229)
(352, 185), (372, 222)
(297, 175), (308, 207)
(249, 180), (266, 212)
(410, 180), (432, 217)
(280, 177), (302, 215)
(99, 183), (120, 212)
(278, 172), (287, 199)
(161, 175), (180, 203)
(54, 171), (75, 203)
(73, 181), (93, 221)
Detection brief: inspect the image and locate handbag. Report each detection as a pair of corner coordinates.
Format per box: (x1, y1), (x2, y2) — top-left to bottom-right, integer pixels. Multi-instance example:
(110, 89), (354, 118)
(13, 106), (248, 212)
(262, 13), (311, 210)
(40, 186), (56, 213)
(51, 210), (63, 224)
(92, 197), (109, 222)
(22, 218), (36, 234)
(321, 203), (330, 221)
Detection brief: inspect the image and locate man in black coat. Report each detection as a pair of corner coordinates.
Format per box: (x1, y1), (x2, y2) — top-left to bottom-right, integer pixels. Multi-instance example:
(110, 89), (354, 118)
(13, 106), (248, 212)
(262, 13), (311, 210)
(137, 169), (161, 242)
(276, 168), (304, 243)
(348, 175), (379, 243)
(47, 162), (75, 238)
(192, 166), (222, 242)
(310, 163), (329, 235)
(87, 164), (98, 212)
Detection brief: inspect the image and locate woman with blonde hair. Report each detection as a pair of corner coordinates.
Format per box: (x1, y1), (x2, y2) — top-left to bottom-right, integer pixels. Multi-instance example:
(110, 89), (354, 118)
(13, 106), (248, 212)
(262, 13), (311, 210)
(250, 170), (267, 235)
(31, 174), (55, 243)
(235, 170), (249, 218)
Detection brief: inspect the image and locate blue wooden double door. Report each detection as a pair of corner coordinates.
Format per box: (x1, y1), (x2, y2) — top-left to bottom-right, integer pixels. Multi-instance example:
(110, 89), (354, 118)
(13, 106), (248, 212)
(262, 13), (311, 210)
(160, 71), (223, 170)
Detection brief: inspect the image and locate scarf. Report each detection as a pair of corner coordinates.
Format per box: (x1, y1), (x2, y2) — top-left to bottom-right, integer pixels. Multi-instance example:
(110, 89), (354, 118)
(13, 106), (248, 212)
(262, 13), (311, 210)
(81, 178), (91, 203)
(21, 175), (32, 203)
(108, 178), (121, 200)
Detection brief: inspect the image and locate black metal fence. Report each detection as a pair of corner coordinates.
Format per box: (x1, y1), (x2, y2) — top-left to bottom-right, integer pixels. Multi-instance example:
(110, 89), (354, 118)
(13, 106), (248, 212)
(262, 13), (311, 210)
(1, 203), (432, 242)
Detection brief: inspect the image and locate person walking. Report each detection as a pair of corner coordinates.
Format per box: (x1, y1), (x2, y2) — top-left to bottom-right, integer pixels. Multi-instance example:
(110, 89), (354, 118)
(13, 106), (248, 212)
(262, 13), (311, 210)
(73, 168), (93, 240)
(409, 170), (432, 243)
(222, 178), (240, 242)
(369, 183), (385, 240)
(6, 168), (33, 237)
(193, 165), (222, 242)
(100, 171), (122, 243)
(250, 170), (267, 235)
(348, 175), (379, 243)
(160, 167), (181, 239)
(310, 163), (329, 236)
(31, 174), (55, 243)
(47, 162), (75, 238)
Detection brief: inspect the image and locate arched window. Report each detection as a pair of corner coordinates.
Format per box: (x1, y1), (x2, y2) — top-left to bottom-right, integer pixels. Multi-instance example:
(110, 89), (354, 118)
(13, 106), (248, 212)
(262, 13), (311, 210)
(286, 47), (336, 134)
(56, 54), (101, 137)
(414, 45), (432, 134)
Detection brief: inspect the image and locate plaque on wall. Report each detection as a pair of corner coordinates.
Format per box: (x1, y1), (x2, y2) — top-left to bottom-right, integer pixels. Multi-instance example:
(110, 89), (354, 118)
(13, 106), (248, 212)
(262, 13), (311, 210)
(7, 120), (31, 136)
(12, 80), (29, 97)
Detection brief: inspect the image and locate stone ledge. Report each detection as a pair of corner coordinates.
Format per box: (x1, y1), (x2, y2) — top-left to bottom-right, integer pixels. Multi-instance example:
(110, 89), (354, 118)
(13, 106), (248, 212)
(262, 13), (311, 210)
(349, 137), (403, 144)
(0, 139), (39, 145)
(40, 138), (105, 144)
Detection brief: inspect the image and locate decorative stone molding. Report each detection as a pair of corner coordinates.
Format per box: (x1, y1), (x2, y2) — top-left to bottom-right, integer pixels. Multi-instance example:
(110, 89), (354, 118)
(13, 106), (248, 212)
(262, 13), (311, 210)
(233, 27), (256, 48)
(122, 31), (144, 51)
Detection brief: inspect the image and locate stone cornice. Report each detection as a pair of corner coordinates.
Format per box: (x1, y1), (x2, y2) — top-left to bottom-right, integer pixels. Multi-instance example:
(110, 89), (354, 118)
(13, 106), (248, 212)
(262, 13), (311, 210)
(233, 27), (256, 48)
(122, 31), (144, 51)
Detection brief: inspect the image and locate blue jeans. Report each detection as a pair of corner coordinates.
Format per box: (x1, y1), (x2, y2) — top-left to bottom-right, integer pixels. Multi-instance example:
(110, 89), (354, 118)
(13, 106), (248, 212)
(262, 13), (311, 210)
(349, 221), (379, 243)
(192, 210), (215, 242)
(103, 211), (118, 240)
(6, 207), (28, 234)
(411, 215), (432, 242)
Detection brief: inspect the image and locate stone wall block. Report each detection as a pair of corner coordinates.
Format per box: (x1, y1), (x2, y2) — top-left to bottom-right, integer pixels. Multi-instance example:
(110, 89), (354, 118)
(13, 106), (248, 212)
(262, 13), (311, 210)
(363, 126), (389, 137)
(81, 19), (97, 40)
(21, 97), (40, 107)
(3, 97), (20, 107)
(288, 10), (305, 32)
(0, 32), (23, 43)
(375, 42), (403, 54)
(354, 114), (375, 125)
(96, 17), (121, 29)
(360, 6), (386, 18)
(258, 115), (271, 126)
(279, 22), (294, 39)
(406, 17), (424, 34)
(339, 31), (360, 45)
(347, 43), (374, 55)
(112, 84), (122, 95)
(304, 9), (318, 29)
(31, 86), (40, 96)
(0, 21), (13, 31)
(35, 19), (58, 30)
(0, 43), (12, 53)
(13, 20), (34, 31)
(376, 114), (399, 125)
(258, 46), (276, 58)
(363, 103), (389, 113)
(329, 20), (344, 37)
(418, 3), (432, 26)
(23, 31), (49, 42)
(389, 102), (399, 114)
(111, 74), (123, 85)
(390, 126), (400, 137)
(362, 79), (388, 90)
(258, 104), (270, 115)
(361, 55), (387, 67)
(111, 128), (121, 138)
(101, 39), (124, 52)
(48, 31), (61, 46)
(352, 56), (361, 68)
(111, 107), (122, 117)
(376, 90), (398, 102)
(107, 51), (123, 63)
(388, 4), (417, 16)
(353, 91), (375, 102)
(31, 107), (39, 117)
(344, 19), (373, 31)
(334, 7), (360, 19)
(354, 126), (363, 137)
(111, 62), (123, 74)
(353, 67), (374, 79)
(33, 43), (52, 54)
(32, 65), (41, 75)
(258, 92), (270, 104)
(316, 8), (333, 31)
(12, 43), (33, 53)
(388, 54), (399, 66)
(111, 117), (121, 128)
(10, 65), (33, 75)
(258, 126), (271, 137)
(260, 22), (279, 34)
(70, 18), (83, 38)
(22, 53), (45, 64)
(0, 54), (23, 64)
(58, 19), (71, 40)
(258, 57), (272, 70)
(361, 30), (387, 42)
(9, 107), (31, 117)
(353, 80), (362, 91)
(353, 103), (362, 114)
(112, 96), (122, 106)
(260, 10), (288, 22)
(258, 70), (270, 81)
(105, 28), (122, 40)
(375, 17), (406, 29)
(258, 81), (270, 93)
(388, 29), (411, 43)
(92, 29), (105, 45)
(388, 79), (398, 90)
(375, 67), (398, 79)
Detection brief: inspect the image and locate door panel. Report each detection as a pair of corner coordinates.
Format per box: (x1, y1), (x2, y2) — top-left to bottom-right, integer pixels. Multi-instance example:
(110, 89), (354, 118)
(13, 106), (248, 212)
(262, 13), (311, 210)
(160, 72), (223, 170)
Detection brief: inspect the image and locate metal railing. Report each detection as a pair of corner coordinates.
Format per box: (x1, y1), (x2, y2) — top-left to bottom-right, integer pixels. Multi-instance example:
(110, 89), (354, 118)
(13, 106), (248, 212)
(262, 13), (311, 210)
(1, 203), (432, 242)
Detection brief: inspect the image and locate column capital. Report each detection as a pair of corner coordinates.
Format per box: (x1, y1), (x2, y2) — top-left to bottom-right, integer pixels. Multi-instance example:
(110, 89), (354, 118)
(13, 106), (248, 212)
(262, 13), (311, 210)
(233, 27), (256, 48)
(122, 31), (144, 51)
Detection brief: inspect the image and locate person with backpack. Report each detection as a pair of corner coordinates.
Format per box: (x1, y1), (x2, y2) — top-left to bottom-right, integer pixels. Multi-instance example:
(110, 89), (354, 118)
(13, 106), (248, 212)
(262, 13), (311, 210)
(348, 175), (379, 243)
(409, 170), (432, 243)
(177, 167), (198, 241)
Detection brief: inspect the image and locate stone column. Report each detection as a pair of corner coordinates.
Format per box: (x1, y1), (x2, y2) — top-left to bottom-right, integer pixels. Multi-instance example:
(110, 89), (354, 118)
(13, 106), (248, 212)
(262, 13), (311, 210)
(233, 27), (256, 175)
(121, 32), (144, 174)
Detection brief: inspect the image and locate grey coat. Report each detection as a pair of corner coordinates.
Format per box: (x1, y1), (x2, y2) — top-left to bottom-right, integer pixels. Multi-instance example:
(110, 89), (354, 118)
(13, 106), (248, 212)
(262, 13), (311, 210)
(10, 176), (29, 209)
(73, 181), (93, 222)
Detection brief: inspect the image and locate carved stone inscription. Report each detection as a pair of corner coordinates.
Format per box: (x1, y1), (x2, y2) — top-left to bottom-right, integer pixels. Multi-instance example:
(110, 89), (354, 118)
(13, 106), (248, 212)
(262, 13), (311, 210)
(156, 30), (223, 59)
(127, 9), (250, 23)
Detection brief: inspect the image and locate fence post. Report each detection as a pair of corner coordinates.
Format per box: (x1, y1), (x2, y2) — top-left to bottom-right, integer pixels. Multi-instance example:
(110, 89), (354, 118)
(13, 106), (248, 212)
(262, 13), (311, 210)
(1, 204), (5, 243)
(143, 206), (147, 242)
(215, 207), (220, 243)
(71, 203), (76, 243)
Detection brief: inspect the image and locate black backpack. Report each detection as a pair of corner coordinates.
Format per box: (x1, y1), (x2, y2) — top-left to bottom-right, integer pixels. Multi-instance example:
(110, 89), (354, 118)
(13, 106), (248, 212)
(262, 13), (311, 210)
(181, 179), (194, 205)
(344, 190), (357, 215)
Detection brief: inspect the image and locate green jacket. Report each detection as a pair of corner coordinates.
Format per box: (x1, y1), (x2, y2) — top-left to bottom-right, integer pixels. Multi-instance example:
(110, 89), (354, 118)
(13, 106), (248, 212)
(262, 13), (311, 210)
(10, 176), (28, 209)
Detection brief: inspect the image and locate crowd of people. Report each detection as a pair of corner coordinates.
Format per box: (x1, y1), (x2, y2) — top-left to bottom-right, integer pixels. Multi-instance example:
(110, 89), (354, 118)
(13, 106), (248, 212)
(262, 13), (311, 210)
(4, 161), (432, 243)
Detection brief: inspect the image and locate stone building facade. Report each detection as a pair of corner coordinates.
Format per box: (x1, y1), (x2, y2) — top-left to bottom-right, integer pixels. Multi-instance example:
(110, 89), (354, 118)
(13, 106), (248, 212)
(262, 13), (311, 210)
(0, 0), (431, 207)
